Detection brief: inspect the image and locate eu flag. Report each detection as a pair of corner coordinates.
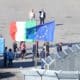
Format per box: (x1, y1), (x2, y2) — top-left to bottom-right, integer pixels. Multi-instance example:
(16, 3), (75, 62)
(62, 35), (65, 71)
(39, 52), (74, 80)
(26, 21), (55, 42)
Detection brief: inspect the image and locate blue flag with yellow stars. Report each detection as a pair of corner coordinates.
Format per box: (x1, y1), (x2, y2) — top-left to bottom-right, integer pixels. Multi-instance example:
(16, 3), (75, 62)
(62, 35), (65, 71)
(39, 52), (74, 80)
(26, 21), (55, 42)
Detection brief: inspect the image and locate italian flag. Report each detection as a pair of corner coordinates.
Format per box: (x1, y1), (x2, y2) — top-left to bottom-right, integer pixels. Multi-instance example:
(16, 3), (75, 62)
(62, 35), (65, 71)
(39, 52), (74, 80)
(10, 20), (36, 42)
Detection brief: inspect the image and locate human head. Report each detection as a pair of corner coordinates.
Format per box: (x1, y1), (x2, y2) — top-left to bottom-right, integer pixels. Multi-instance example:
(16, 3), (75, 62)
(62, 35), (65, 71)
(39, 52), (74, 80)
(58, 42), (62, 46)
(42, 48), (45, 51)
(9, 48), (12, 52)
(5, 47), (7, 50)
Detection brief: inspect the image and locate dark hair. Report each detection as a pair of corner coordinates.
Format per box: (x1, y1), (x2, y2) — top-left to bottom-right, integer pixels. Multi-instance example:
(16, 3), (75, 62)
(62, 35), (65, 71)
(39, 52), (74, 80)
(9, 48), (12, 52)
(5, 47), (7, 50)
(39, 11), (41, 13)
(43, 48), (45, 50)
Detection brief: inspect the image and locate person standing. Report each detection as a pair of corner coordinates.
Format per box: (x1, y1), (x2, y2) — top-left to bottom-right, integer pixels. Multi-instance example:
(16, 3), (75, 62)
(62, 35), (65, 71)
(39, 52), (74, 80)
(29, 9), (35, 20)
(3, 47), (8, 67)
(20, 41), (26, 59)
(7, 48), (14, 67)
(39, 9), (46, 24)
(40, 48), (46, 69)
(32, 43), (37, 61)
(43, 42), (49, 57)
(56, 42), (63, 59)
(13, 42), (17, 58)
(57, 42), (62, 52)
(46, 42), (50, 57)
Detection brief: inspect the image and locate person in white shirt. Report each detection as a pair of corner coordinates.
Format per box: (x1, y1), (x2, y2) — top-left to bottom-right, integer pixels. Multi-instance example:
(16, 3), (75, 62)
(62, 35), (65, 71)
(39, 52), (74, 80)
(29, 9), (35, 20)
(39, 9), (46, 24)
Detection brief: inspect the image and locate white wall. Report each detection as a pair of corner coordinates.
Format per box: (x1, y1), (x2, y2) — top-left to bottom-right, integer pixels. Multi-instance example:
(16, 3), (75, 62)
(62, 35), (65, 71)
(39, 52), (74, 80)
(0, 0), (80, 48)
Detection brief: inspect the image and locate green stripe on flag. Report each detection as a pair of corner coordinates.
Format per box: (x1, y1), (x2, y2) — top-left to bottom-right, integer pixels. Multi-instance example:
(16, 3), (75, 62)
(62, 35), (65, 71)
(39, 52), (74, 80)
(25, 20), (37, 43)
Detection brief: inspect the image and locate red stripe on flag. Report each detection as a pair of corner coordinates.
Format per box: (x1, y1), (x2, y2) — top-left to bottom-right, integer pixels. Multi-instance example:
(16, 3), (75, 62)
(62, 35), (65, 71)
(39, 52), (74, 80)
(10, 22), (17, 40)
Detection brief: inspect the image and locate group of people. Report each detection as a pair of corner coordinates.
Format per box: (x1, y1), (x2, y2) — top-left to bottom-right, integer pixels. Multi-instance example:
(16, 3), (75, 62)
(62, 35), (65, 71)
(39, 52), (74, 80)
(13, 41), (26, 59)
(39, 42), (63, 69)
(28, 9), (49, 69)
(3, 47), (14, 67)
(3, 41), (26, 67)
(3, 41), (50, 69)
(3, 40), (63, 69)
(3, 9), (49, 68)
(29, 9), (46, 24)
(32, 42), (50, 69)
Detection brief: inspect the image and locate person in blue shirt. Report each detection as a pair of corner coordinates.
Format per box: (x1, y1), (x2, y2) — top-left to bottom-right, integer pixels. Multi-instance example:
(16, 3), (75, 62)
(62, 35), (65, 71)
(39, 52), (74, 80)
(7, 48), (14, 66)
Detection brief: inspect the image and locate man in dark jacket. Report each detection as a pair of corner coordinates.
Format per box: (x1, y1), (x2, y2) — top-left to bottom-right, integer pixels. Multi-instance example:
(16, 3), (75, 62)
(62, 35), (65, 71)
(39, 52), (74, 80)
(13, 42), (17, 59)
(39, 9), (46, 24)
(13, 42), (17, 53)
(3, 47), (8, 67)
(57, 42), (62, 52)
